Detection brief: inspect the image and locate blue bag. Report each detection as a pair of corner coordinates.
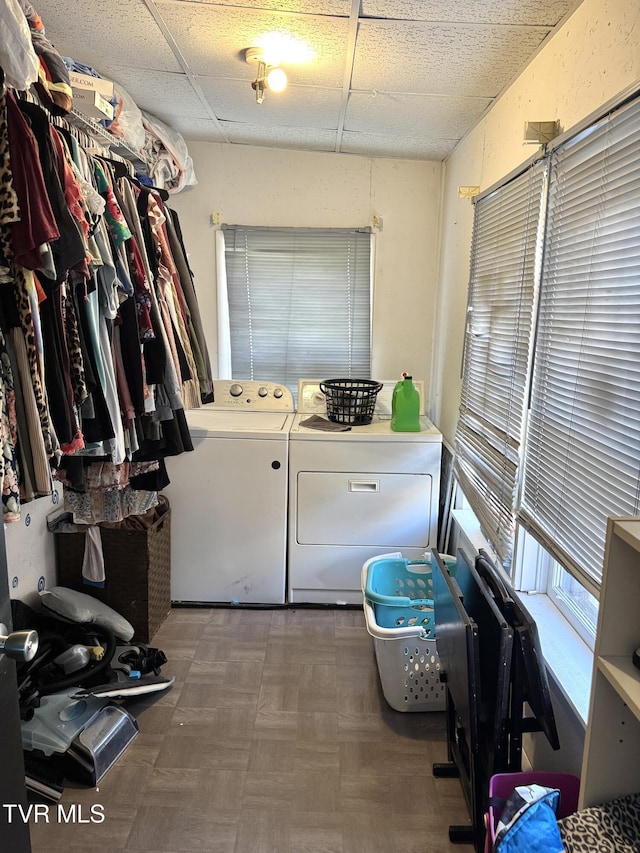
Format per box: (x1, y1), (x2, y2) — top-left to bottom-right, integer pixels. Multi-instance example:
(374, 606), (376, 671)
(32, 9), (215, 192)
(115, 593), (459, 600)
(494, 783), (564, 853)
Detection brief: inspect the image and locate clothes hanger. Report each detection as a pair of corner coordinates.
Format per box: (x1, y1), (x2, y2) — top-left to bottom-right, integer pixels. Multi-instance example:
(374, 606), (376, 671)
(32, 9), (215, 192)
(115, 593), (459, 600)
(129, 176), (169, 201)
(96, 154), (130, 180)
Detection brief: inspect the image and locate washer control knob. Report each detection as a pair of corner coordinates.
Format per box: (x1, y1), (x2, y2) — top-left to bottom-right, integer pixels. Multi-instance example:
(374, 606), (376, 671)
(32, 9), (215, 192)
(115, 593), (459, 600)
(258, 386), (268, 397)
(273, 387), (284, 399)
(229, 383), (243, 397)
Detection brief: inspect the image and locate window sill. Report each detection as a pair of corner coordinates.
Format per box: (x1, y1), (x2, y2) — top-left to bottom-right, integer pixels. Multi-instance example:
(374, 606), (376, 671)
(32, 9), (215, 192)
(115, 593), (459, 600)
(518, 593), (591, 726)
(450, 508), (592, 727)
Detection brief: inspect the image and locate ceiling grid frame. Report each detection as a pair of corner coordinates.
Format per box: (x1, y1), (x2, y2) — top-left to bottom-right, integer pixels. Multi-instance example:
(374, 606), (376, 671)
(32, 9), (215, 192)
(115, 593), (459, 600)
(33, 0), (584, 161)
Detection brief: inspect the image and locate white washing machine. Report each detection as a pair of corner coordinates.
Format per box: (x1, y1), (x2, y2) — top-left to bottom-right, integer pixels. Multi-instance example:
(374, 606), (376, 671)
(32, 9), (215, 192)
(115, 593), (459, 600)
(166, 380), (294, 604)
(288, 379), (442, 604)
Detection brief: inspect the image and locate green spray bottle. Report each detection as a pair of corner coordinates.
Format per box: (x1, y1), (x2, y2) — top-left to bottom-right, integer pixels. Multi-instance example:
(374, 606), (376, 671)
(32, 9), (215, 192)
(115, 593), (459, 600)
(391, 373), (421, 432)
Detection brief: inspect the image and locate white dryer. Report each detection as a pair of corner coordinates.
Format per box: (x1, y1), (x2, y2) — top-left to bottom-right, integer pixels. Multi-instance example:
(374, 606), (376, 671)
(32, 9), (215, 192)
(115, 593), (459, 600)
(166, 380), (294, 604)
(288, 379), (442, 604)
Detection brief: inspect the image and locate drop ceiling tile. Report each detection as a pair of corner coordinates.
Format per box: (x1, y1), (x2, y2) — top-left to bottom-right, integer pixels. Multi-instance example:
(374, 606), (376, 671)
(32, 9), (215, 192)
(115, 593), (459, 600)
(34, 0), (575, 164)
(360, 0), (575, 27)
(34, 0), (181, 73)
(351, 19), (551, 97)
(156, 3), (349, 87)
(340, 131), (457, 161)
(198, 79), (343, 127)
(175, 0), (351, 14)
(170, 117), (227, 143)
(96, 67), (205, 122)
(346, 91), (492, 139)
(222, 123), (337, 152)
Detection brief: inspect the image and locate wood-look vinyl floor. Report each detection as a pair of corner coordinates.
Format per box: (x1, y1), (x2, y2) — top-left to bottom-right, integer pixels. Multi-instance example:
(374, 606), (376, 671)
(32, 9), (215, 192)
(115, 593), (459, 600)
(29, 607), (473, 852)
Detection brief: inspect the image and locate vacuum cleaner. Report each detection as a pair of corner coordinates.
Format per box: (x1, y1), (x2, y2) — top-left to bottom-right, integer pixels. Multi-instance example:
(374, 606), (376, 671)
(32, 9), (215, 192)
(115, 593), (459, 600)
(12, 596), (173, 798)
(21, 690), (138, 789)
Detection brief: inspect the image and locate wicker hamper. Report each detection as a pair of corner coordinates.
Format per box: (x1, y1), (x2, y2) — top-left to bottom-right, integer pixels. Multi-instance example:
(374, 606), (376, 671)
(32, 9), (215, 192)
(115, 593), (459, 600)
(55, 497), (171, 643)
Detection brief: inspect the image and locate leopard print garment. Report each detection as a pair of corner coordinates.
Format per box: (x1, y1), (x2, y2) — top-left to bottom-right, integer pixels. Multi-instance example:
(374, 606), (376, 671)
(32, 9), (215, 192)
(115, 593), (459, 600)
(0, 330), (20, 521)
(0, 90), (35, 516)
(13, 266), (56, 457)
(0, 89), (20, 260)
(558, 791), (640, 852)
(62, 280), (88, 407)
(0, 91), (57, 458)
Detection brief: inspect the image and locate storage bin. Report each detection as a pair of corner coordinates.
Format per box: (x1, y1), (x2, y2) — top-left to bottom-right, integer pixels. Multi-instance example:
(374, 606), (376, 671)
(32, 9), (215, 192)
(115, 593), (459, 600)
(361, 552), (449, 712)
(55, 497), (171, 643)
(484, 771), (580, 853)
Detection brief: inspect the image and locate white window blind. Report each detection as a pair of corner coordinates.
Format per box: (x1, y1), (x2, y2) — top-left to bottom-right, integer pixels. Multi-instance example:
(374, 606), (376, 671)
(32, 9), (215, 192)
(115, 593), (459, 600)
(520, 96), (640, 590)
(222, 227), (371, 395)
(454, 161), (546, 563)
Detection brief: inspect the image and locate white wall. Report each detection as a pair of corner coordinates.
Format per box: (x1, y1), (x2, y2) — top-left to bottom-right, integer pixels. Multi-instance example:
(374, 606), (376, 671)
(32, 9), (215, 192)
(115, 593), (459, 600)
(6, 485), (62, 607)
(170, 145), (443, 396)
(7, 148), (443, 603)
(433, 0), (640, 446)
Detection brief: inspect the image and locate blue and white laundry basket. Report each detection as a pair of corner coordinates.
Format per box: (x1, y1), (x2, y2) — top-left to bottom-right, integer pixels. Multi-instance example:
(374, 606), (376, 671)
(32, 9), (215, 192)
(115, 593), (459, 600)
(362, 552), (456, 713)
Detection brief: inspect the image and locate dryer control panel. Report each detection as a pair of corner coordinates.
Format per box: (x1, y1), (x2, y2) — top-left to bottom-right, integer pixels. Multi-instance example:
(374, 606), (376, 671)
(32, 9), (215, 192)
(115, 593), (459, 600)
(211, 380), (294, 411)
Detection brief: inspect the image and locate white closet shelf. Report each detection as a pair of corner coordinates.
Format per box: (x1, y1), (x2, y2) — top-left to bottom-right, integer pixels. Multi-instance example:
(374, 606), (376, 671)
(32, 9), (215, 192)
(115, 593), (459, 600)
(67, 108), (147, 171)
(611, 517), (640, 552)
(15, 86), (148, 173)
(598, 655), (640, 720)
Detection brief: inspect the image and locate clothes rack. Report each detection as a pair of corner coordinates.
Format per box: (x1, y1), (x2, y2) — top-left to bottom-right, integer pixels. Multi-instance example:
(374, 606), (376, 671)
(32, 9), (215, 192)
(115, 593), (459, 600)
(0, 81), (213, 532)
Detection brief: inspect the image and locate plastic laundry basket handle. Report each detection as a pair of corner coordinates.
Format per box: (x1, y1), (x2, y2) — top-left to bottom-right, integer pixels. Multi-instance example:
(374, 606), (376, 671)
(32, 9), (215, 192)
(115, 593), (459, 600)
(364, 583), (434, 609)
(365, 559), (434, 607)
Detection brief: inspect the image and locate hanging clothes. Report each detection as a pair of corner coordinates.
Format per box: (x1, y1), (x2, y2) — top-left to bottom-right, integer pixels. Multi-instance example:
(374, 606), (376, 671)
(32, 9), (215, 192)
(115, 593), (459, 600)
(164, 208), (213, 403)
(4, 90), (59, 269)
(0, 83), (212, 527)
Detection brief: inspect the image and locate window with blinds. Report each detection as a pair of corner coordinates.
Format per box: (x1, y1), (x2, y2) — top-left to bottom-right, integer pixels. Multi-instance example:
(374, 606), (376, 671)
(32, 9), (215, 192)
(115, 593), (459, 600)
(454, 161), (546, 564)
(221, 227), (372, 398)
(519, 95), (640, 590)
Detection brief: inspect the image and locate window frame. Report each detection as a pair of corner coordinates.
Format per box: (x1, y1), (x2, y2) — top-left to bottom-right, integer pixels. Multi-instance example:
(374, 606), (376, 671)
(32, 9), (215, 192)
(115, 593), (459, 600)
(216, 225), (374, 401)
(512, 525), (598, 651)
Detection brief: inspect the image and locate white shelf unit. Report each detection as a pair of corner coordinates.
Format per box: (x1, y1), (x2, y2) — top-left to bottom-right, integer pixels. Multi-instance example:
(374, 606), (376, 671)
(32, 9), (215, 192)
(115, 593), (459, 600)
(580, 517), (640, 808)
(17, 88), (147, 172)
(66, 108), (147, 172)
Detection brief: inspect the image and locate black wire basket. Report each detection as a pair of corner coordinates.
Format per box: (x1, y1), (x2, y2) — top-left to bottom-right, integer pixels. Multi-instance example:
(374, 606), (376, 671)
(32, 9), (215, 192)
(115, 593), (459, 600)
(319, 378), (384, 425)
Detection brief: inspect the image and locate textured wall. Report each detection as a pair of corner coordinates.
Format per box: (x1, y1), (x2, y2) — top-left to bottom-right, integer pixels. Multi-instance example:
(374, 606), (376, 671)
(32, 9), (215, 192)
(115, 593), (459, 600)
(170, 144), (443, 393)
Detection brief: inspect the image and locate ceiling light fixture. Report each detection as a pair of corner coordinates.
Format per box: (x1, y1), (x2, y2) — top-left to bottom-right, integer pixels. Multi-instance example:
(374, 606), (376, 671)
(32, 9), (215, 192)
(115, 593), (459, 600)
(245, 47), (287, 104)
